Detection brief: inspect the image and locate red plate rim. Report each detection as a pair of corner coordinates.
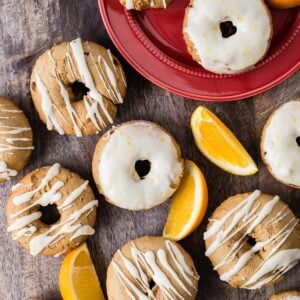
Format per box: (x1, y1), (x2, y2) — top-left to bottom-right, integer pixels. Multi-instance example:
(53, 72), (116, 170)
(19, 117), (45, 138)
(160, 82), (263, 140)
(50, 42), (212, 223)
(99, 0), (300, 101)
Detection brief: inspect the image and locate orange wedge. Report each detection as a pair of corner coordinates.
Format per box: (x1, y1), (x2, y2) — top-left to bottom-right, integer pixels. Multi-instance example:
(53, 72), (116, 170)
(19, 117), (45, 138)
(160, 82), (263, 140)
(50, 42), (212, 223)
(163, 160), (208, 241)
(266, 0), (300, 9)
(191, 106), (258, 176)
(59, 243), (105, 300)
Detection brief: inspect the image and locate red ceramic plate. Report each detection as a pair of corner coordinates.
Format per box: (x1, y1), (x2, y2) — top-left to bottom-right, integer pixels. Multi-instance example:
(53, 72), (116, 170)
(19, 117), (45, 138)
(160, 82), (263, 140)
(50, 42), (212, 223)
(99, 0), (300, 101)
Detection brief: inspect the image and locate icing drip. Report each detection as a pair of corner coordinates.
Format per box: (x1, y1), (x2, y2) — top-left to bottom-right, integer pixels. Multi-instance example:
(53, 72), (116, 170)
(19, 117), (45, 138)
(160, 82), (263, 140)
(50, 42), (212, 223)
(125, 0), (134, 9)
(0, 161), (17, 179)
(69, 38), (113, 129)
(112, 240), (198, 299)
(243, 249), (300, 289)
(107, 49), (127, 87)
(87, 42), (123, 105)
(47, 51), (83, 137)
(0, 105), (33, 179)
(12, 163), (60, 206)
(35, 70), (65, 135)
(29, 200), (98, 255)
(204, 190), (300, 288)
(7, 163), (98, 255)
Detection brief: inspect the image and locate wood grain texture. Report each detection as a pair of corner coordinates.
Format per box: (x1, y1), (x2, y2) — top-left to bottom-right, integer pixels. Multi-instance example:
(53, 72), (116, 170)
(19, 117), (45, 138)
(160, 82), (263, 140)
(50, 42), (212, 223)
(0, 0), (299, 299)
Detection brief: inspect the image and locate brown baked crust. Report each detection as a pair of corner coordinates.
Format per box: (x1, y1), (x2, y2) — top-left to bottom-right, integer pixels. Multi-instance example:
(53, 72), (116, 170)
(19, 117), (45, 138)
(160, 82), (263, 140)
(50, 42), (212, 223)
(0, 97), (33, 183)
(182, 0), (273, 74)
(6, 165), (97, 256)
(260, 99), (300, 189)
(30, 40), (126, 136)
(119, 0), (173, 10)
(205, 192), (300, 289)
(270, 290), (300, 300)
(106, 236), (199, 300)
(92, 120), (184, 210)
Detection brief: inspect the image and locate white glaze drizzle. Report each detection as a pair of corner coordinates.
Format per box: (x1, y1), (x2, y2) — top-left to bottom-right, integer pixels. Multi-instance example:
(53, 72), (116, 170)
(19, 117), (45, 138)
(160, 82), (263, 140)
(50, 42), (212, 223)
(125, 0), (134, 9)
(107, 49), (127, 87)
(125, 0), (167, 9)
(12, 163), (61, 206)
(87, 42), (123, 105)
(47, 51), (83, 137)
(112, 240), (198, 300)
(0, 104), (33, 179)
(29, 200), (98, 255)
(69, 38), (113, 128)
(204, 190), (300, 289)
(0, 161), (17, 179)
(35, 70), (65, 135)
(243, 249), (300, 289)
(7, 163), (98, 256)
(58, 180), (89, 210)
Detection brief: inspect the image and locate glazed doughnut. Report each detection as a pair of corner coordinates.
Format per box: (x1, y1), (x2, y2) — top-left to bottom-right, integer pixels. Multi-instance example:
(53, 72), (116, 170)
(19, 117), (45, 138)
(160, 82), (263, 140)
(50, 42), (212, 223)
(0, 97), (33, 182)
(183, 0), (273, 74)
(261, 100), (300, 188)
(270, 291), (300, 300)
(106, 236), (199, 300)
(92, 121), (184, 210)
(30, 38), (126, 136)
(6, 163), (98, 256)
(120, 0), (173, 10)
(204, 190), (300, 289)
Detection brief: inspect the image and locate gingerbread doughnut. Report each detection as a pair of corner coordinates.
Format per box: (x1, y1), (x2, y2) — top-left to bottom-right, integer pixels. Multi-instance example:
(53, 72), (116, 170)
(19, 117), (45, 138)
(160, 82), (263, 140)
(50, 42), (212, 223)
(6, 163), (98, 256)
(204, 190), (300, 289)
(183, 0), (273, 74)
(0, 97), (33, 182)
(92, 121), (184, 210)
(107, 236), (199, 299)
(120, 0), (173, 10)
(30, 38), (126, 136)
(261, 100), (300, 189)
(270, 291), (300, 300)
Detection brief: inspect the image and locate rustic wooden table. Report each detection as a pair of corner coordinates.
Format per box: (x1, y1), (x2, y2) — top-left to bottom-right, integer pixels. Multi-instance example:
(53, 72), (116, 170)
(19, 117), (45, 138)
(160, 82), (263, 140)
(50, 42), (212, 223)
(0, 1), (299, 299)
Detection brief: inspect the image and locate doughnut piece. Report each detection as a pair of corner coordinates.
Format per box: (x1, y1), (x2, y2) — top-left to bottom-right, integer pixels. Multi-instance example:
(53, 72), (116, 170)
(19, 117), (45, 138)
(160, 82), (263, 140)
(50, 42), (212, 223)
(92, 121), (184, 210)
(6, 163), (98, 256)
(261, 100), (300, 188)
(30, 38), (126, 136)
(120, 0), (173, 10)
(204, 190), (300, 289)
(106, 236), (199, 299)
(270, 291), (300, 300)
(183, 0), (273, 74)
(0, 97), (33, 182)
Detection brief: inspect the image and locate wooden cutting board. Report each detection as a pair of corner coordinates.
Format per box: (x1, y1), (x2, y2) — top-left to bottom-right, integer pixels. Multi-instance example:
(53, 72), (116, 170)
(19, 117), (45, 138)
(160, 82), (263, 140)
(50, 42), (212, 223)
(0, 1), (299, 299)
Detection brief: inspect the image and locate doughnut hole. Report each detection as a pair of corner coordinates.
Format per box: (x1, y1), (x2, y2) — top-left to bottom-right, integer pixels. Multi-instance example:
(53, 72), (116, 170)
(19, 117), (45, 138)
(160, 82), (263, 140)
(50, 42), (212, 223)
(220, 20), (237, 38)
(39, 203), (61, 225)
(247, 235), (256, 247)
(70, 81), (90, 102)
(135, 160), (151, 180)
(296, 136), (300, 147)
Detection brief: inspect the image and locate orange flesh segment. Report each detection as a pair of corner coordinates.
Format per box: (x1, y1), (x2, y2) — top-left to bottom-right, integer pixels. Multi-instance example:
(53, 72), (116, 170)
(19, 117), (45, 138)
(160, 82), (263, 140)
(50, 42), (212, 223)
(199, 109), (250, 168)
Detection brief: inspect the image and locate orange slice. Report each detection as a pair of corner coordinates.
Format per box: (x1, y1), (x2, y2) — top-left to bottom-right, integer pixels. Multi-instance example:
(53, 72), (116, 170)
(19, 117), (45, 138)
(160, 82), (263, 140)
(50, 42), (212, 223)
(266, 0), (300, 9)
(163, 160), (208, 241)
(59, 243), (105, 300)
(191, 106), (258, 176)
